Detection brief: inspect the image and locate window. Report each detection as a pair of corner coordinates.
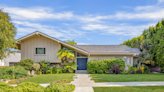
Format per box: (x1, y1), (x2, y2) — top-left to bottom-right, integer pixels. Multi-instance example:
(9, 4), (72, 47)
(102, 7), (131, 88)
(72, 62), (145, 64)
(36, 48), (46, 54)
(115, 56), (119, 59)
(77, 52), (87, 57)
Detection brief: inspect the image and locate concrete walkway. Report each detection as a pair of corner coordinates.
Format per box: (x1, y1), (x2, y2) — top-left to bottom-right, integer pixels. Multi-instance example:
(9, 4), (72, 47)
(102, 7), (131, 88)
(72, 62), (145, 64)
(71, 74), (95, 92)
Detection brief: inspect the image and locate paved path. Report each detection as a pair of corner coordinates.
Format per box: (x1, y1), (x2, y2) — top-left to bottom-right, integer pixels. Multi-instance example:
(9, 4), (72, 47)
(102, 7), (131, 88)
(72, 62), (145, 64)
(71, 74), (95, 92)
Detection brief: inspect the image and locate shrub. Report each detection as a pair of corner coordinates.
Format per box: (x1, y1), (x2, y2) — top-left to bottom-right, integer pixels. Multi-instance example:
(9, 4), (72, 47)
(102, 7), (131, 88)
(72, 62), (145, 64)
(0, 66), (28, 79)
(39, 60), (50, 74)
(62, 62), (77, 73)
(46, 67), (63, 74)
(0, 82), (75, 92)
(45, 83), (75, 92)
(131, 67), (138, 74)
(0, 82), (16, 92)
(87, 58), (125, 74)
(109, 64), (121, 74)
(143, 64), (150, 74)
(18, 59), (34, 70)
(87, 59), (108, 73)
(16, 82), (45, 92)
(32, 63), (40, 71)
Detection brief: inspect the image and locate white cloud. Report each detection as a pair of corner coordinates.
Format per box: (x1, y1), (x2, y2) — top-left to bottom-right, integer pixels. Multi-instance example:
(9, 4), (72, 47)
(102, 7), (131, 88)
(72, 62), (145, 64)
(82, 23), (156, 36)
(82, 24), (109, 30)
(158, 0), (164, 2)
(14, 21), (85, 39)
(3, 7), (73, 20)
(2, 0), (164, 41)
(108, 1), (164, 20)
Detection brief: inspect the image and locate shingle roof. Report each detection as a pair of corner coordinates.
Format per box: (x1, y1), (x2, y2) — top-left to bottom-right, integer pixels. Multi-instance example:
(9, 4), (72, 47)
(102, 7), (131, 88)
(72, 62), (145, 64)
(74, 45), (141, 53)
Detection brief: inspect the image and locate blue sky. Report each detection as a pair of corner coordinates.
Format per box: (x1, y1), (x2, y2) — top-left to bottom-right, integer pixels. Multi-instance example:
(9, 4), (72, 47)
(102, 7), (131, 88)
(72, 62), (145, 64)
(1, 0), (164, 45)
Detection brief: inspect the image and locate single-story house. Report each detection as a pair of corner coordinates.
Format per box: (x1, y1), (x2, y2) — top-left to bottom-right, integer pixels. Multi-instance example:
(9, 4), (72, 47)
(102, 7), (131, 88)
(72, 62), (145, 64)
(3, 31), (141, 70)
(0, 53), (21, 66)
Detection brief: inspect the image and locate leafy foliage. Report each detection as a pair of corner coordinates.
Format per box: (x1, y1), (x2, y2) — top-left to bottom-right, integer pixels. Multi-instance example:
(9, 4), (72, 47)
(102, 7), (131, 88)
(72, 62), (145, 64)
(18, 59), (34, 71)
(63, 39), (77, 45)
(0, 82), (75, 92)
(0, 9), (17, 60)
(39, 60), (50, 74)
(87, 58), (125, 74)
(17, 82), (45, 92)
(121, 19), (164, 67)
(56, 48), (75, 63)
(120, 35), (143, 49)
(46, 67), (63, 74)
(62, 62), (77, 73)
(32, 63), (40, 71)
(45, 83), (75, 92)
(0, 66), (28, 79)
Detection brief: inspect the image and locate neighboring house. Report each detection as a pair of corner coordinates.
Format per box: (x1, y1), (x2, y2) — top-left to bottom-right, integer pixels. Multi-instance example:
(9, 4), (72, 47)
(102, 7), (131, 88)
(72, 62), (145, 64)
(0, 53), (21, 66)
(15, 31), (140, 70)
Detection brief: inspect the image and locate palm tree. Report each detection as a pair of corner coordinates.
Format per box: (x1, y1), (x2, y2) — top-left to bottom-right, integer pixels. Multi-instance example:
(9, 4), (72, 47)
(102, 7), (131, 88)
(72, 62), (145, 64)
(56, 49), (75, 63)
(137, 51), (148, 68)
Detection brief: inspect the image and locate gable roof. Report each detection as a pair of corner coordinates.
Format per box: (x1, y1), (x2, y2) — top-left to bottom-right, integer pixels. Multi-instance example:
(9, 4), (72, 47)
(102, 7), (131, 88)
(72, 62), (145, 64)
(17, 31), (140, 56)
(17, 31), (90, 55)
(74, 45), (141, 55)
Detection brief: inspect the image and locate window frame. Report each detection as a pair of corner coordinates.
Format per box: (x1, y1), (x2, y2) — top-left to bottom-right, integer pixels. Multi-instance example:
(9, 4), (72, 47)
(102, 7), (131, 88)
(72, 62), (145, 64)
(35, 47), (46, 55)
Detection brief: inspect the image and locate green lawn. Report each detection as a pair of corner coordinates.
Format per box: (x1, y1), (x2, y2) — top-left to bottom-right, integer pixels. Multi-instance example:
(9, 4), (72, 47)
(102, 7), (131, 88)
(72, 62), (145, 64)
(20, 73), (74, 83)
(90, 74), (164, 82)
(93, 86), (164, 92)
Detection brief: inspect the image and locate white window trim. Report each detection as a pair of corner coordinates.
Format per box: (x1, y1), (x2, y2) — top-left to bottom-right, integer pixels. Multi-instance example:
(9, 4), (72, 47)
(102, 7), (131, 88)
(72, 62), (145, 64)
(35, 47), (46, 55)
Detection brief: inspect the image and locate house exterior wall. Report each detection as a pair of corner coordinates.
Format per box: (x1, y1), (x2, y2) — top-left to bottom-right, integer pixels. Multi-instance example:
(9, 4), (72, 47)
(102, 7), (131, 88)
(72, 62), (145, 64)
(21, 35), (61, 63)
(133, 57), (138, 65)
(88, 55), (115, 61)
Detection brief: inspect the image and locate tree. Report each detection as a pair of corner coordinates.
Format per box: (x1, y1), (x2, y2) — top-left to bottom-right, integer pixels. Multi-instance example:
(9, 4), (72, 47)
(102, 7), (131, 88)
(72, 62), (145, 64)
(56, 49), (75, 63)
(0, 9), (17, 60)
(137, 51), (148, 68)
(64, 40), (77, 45)
(121, 19), (164, 67)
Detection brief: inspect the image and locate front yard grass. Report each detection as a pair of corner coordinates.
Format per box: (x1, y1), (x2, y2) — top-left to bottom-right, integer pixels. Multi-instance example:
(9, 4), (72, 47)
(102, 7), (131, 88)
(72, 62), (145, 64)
(20, 73), (74, 84)
(90, 74), (164, 82)
(93, 86), (164, 92)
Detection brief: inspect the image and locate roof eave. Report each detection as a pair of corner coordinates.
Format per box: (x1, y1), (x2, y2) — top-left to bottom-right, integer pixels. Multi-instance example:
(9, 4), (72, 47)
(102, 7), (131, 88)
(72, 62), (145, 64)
(90, 52), (136, 55)
(17, 31), (90, 55)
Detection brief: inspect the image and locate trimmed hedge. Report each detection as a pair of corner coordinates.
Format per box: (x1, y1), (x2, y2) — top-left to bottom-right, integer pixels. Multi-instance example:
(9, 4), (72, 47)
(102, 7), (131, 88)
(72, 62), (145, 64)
(0, 82), (75, 92)
(45, 83), (75, 92)
(87, 58), (125, 74)
(0, 66), (28, 79)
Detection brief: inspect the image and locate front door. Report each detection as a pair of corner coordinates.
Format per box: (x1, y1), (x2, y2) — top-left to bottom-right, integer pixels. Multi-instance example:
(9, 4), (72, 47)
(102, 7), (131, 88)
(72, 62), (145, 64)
(77, 58), (87, 70)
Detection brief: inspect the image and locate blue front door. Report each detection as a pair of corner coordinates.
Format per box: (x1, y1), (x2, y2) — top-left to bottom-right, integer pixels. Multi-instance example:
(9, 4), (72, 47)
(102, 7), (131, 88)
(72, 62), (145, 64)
(77, 58), (87, 70)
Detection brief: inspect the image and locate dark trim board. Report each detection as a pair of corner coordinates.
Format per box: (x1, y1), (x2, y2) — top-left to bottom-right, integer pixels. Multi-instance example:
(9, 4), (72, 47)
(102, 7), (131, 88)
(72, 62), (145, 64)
(77, 58), (87, 70)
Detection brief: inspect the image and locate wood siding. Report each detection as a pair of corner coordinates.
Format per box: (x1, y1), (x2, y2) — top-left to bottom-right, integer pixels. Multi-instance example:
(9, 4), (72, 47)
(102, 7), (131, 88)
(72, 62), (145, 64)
(21, 35), (61, 63)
